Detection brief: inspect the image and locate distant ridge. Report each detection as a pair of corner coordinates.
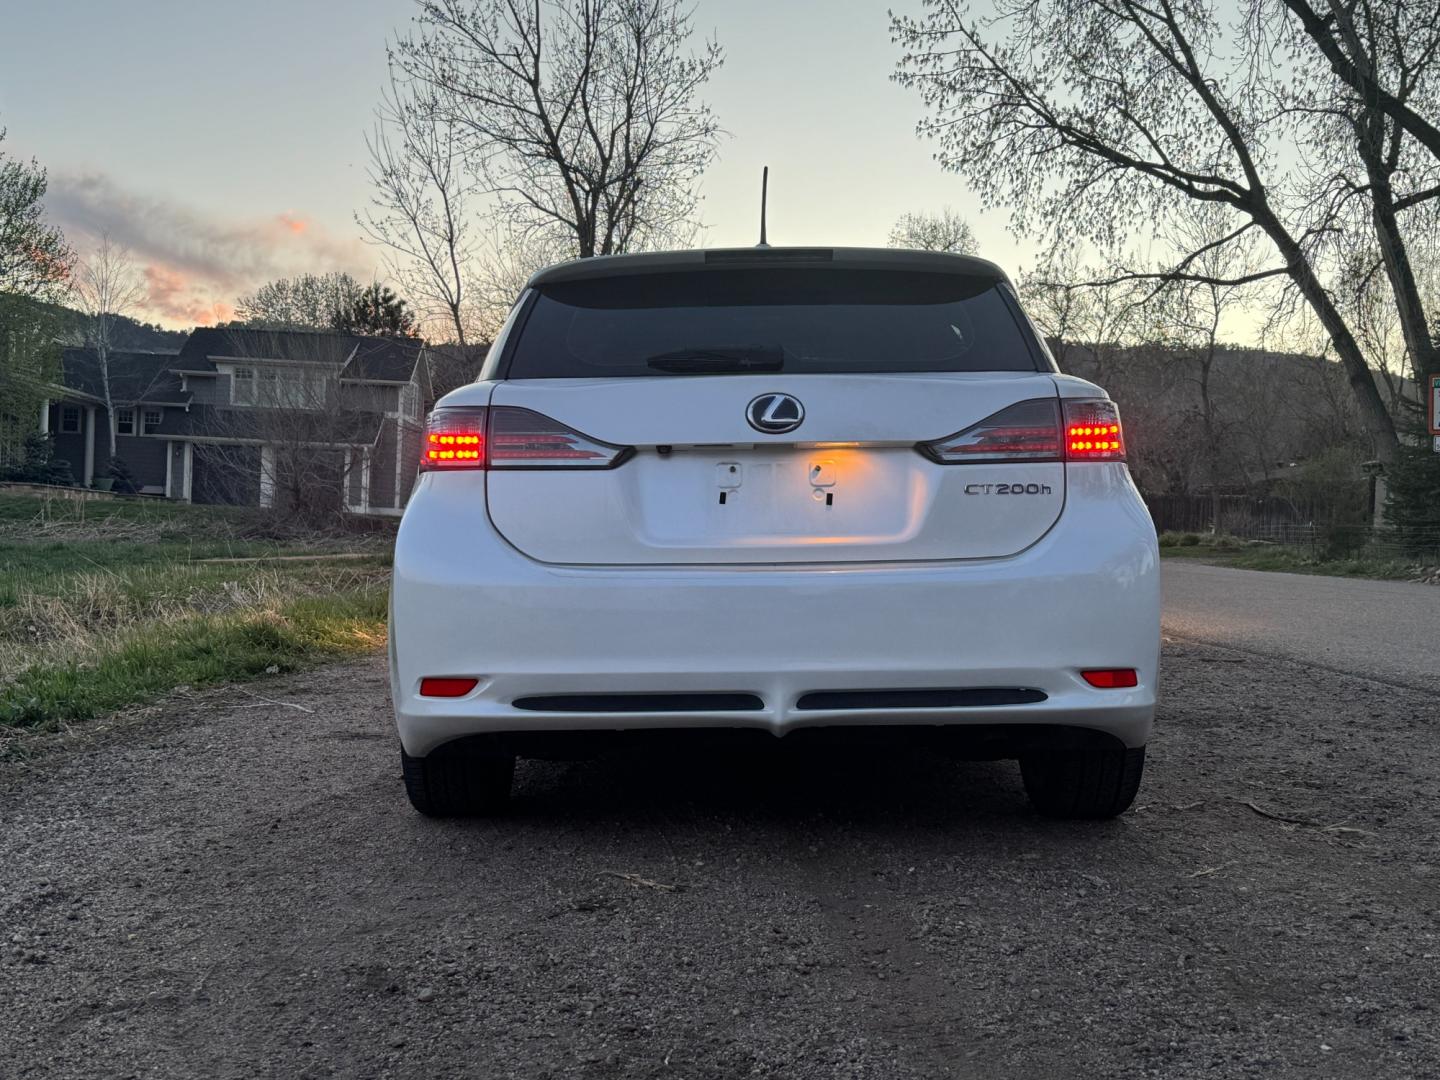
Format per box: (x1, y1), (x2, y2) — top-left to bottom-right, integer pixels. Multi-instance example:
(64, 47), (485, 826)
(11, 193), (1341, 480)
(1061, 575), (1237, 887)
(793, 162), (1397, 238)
(1, 292), (188, 351)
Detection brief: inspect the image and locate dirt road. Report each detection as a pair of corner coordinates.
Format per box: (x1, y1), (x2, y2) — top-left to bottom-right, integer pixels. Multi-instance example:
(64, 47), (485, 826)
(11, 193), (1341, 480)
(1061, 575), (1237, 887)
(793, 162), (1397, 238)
(3, 638), (1439, 1079)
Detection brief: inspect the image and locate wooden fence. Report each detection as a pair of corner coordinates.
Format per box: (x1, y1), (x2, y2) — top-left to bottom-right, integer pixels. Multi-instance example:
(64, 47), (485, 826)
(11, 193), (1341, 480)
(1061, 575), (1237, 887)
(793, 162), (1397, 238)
(1143, 491), (1367, 538)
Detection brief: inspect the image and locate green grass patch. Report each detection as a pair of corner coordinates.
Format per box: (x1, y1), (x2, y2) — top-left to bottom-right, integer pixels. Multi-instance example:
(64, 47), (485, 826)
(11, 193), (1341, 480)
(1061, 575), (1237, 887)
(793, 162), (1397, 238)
(0, 493), (393, 733)
(0, 589), (386, 730)
(1158, 531), (1434, 582)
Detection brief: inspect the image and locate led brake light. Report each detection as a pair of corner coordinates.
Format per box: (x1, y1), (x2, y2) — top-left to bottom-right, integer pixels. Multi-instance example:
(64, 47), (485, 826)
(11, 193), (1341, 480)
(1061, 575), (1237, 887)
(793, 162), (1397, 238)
(419, 406), (629, 471)
(1063, 399), (1126, 461)
(422, 407), (487, 470)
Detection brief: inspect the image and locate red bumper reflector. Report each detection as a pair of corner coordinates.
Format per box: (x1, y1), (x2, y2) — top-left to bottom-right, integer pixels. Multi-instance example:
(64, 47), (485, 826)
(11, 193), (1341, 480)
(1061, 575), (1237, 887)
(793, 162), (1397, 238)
(1081, 669), (1138, 689)
(419, 677), (479, 698)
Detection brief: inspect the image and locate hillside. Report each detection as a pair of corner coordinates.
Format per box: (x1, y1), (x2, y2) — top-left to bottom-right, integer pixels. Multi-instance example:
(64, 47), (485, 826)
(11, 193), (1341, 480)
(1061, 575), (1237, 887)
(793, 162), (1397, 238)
(1051, 340), (1396, 498)
(1, 293), (187, 351)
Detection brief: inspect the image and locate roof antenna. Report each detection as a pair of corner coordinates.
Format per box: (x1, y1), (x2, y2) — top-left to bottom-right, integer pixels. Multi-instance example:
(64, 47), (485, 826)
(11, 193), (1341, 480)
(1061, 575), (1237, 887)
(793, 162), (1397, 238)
(757, 166), (770, 248)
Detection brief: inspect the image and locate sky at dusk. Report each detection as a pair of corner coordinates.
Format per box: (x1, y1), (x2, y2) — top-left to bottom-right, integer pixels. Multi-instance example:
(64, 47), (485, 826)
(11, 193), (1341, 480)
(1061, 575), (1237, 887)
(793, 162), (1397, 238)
(0, 0), (1010, 330)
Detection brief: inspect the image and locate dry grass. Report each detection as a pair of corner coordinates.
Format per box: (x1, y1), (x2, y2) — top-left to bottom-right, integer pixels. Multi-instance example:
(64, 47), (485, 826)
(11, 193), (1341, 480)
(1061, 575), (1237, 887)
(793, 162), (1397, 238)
(0, 493), (393, 732)
(0, 563), (389, 674)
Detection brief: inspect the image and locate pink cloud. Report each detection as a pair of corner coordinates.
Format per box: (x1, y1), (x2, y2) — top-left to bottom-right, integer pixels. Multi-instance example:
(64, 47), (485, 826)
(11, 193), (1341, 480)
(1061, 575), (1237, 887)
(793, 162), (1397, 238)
(47, 171), (376, 329)
(141, 263), (235, 327)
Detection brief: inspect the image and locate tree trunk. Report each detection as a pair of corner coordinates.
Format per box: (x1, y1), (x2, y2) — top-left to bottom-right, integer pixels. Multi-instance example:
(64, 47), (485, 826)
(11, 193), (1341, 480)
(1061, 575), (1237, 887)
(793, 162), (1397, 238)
(449, 301), (466, 348)
(1199, 349), (1221, 529)
(1254, 209), (1400, 462)
(1368, 167), (1439, 388)
(98, 344), (117, 460)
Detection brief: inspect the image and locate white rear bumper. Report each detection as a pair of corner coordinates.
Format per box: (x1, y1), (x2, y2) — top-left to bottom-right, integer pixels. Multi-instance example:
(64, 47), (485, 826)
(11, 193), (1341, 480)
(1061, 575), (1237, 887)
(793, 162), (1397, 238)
(390, 465), (1160, 757)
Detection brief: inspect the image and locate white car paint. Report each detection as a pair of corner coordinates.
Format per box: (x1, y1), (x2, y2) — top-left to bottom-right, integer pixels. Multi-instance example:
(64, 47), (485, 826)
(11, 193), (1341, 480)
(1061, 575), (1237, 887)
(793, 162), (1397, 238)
(390, 445), (1159, 757)
(389, 251), (1160, 784)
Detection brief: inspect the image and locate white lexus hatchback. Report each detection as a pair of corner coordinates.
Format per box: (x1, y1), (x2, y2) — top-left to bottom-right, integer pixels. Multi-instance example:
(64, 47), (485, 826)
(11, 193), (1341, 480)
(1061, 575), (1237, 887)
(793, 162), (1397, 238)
(390, 248), (1159, 819)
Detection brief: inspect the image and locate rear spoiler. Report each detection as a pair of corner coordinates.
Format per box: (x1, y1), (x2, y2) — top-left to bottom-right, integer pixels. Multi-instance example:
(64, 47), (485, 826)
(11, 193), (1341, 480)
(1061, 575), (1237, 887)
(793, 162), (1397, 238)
(528, 246), (1011, 289)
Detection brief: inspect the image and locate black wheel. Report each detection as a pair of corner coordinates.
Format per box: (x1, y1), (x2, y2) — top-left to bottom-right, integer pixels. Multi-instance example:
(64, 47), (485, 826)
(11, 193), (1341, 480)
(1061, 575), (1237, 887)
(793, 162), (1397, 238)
(401, 740), (515, 817)
(1019, 744), (1145, 819)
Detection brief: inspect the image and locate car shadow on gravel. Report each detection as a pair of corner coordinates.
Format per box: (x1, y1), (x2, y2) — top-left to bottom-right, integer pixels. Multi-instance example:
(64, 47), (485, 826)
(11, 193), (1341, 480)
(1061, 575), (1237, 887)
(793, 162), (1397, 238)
(486, 744), (1133, 842)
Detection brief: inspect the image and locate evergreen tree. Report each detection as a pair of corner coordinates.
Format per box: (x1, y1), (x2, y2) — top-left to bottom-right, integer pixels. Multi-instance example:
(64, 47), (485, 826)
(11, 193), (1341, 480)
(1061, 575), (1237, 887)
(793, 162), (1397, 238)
(1383, 322), (1440, 551)
(331, 283), (418, 338)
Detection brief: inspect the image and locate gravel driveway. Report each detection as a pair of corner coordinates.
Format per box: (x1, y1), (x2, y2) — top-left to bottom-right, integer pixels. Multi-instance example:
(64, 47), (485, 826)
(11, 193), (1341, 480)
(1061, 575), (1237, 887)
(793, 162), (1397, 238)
(3, 639), (1438, 1079)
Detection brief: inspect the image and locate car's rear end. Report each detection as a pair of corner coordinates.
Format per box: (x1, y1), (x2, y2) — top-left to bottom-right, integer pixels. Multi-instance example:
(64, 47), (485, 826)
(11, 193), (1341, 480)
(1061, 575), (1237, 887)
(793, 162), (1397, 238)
(390, 247), (1159, 818)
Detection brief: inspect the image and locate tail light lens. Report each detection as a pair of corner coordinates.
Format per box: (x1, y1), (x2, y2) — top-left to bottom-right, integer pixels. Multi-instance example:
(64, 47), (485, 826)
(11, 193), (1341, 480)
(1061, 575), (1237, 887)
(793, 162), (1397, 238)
(422, 407), (487, 470)
(1081, 669), (1138, 688)
(420, 406), (629, 472)
(1064, 399), (1126, 461)
(919, 398), (1127, 464)
(419, 677), (479, 697)
(488, 407), (627, 467)
(919, 399), (1062, 463)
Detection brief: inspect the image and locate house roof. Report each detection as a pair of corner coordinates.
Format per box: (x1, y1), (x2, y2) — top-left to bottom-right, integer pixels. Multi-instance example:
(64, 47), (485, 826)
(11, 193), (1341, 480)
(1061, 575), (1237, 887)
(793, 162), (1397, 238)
(61, 347), (189, 405)
(176, 327), (424, 383)
(341, 336), (425, 383)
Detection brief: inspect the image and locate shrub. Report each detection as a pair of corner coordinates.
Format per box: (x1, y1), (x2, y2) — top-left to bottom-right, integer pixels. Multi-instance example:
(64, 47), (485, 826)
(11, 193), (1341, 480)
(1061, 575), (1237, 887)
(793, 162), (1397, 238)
(8, 432), (55, 484)
(1319, 522), (1368, 560)
(108, 456), (138, 495)
(1384, 421), (1440, 555)
(45, 458), (75, 487)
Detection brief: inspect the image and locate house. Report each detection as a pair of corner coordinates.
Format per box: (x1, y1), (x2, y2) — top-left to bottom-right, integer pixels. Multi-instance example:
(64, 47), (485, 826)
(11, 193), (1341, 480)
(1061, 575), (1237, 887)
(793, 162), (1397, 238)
(40, 328), (432, 514)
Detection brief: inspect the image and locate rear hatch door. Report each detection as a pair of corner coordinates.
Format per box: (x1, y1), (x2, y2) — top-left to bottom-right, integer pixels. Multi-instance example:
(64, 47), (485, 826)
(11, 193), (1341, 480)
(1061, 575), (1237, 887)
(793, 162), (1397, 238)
(484, 258), (1064, 565)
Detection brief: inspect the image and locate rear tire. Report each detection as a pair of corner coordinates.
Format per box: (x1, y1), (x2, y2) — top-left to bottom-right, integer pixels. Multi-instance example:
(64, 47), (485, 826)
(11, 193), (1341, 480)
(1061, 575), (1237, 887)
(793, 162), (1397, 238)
(401, 741), (515, 817)
(1019, 745), (1145, 819)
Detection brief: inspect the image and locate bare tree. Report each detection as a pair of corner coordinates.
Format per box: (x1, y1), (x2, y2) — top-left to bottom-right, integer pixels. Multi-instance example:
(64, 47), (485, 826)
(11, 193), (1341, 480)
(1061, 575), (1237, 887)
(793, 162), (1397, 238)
(234, 273), (364, 330)
(390, 0), (724, 258)
(1276, 0), (1440, 171)
(72, 235), (145, 459)
(887, 208), (978, 254)
(470, 221), (571, 341)
(1334, 245), (1412, 412)
(892, 0), (1402, 461)
(1151, 205), (1265, 520)
(1019, 243), (1145, 384)
(1267, 0), (1440, 393)
(199, 331), (382, 519)
(360, 79), (477, 344)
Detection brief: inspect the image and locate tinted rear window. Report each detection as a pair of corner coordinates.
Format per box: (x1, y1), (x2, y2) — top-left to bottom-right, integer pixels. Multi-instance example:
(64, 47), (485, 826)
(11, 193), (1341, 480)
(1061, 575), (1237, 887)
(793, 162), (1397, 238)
(504, 269), (1039, 378)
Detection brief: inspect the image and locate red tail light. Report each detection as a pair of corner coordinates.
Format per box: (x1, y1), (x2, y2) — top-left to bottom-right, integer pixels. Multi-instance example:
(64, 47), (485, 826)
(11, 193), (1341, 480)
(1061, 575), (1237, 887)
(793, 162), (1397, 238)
(489, 407), (628, 467)
(419, 677), (479, 697)
(920, 399), (1062, 463)
(920, 398), (1127, 465)
(1081, 669), (1138, 688)
(1064, 400), (1126, 461)
(422, 407), (487, 470)
(420, 407), (629, 472)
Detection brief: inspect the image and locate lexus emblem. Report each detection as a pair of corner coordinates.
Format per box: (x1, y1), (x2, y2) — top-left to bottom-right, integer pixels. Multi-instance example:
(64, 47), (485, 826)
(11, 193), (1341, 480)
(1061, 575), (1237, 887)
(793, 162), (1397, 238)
(746, 392), (805, 434)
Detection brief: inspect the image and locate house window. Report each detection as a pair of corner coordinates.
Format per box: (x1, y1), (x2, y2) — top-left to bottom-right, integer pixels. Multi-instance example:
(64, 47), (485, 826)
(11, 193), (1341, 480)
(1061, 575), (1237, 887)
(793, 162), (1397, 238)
(60, 406), (82, 434)
(232, 367), (255, 405)
(143, 408), (163, 435)
(116, 408), (135, 436)
(230, 365), (328, 408)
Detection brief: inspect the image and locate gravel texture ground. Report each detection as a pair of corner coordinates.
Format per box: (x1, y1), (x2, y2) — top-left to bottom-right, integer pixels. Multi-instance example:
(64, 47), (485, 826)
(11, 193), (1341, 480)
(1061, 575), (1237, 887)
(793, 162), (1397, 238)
(2, 639), (1438, 1079)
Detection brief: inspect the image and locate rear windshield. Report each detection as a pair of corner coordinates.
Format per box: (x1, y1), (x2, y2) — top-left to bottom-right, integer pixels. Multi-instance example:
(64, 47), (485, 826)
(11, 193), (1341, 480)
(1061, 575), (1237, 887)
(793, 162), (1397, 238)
(503, 268), (1040, 378)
